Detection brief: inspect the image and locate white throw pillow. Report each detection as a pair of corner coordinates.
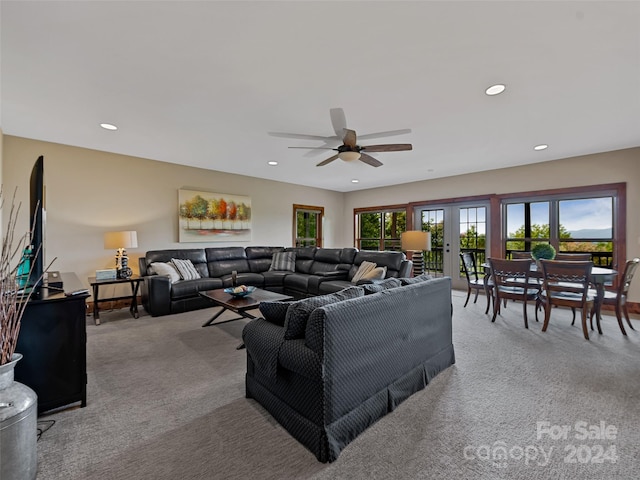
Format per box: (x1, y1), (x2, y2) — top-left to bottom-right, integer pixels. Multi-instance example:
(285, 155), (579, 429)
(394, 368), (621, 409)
(351, 261), (377, 283)
(171, 258), (201, 280)
(150, 262), (181, 283)
(361, 266), (387, 281)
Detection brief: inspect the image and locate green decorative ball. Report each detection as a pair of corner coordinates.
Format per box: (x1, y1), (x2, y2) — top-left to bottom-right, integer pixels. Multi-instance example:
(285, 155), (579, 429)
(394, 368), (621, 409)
(531, 243), (556, 260)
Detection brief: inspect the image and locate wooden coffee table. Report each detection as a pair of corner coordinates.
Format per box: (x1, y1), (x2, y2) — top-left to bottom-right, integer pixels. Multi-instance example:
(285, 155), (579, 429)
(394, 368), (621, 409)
(199, 287), (293, 328)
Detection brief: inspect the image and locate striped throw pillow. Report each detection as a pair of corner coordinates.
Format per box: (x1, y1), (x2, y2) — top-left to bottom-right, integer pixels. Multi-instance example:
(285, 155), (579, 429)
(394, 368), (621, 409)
(171, 258), (201, 280)
(269, 251), (296, 272)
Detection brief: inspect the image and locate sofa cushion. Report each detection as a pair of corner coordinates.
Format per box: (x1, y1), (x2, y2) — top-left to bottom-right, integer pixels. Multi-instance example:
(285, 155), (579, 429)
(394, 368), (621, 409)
(171, 258), (201, 280)
(351, 261), (377, 283)
(150, 262), (181, 283)
(270, 251), (296, 272)
(400, 273), (434, 285)
(259, 301), (291, 326)
(284, 286), (364, 340)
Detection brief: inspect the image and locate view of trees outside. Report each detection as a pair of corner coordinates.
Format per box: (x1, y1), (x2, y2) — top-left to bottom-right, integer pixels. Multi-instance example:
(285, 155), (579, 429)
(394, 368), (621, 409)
(357, 210), (406, 250)
(505, 198), (613, 255)
(296, 210), (319, 247)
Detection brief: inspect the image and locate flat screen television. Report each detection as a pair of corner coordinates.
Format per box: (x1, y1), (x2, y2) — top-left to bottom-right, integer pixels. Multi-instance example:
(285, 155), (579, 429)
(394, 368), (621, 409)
(28, 155), (45, 290)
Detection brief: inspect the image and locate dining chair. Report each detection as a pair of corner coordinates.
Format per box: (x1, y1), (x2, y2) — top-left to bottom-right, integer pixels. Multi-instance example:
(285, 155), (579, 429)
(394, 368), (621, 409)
(589, 257), (639, 336)
(488, 258), (540, 328)
(538, 260), (595, 340)
(554, 253), (592, 261)
(460, 252), (493, 314)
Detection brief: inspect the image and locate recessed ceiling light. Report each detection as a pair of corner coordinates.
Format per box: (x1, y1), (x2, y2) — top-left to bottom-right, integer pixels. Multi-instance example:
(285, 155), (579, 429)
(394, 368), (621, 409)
(267, 161), (278, 166)
(485, 84), (506, 96)
(351, 179), (359, 183)
(534, 144), (548, 151)
(100, 123), (118, 130)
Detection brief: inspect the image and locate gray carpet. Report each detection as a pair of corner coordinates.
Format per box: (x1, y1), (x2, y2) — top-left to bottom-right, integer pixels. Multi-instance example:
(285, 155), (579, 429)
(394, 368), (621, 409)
(34, 291), (640, 480)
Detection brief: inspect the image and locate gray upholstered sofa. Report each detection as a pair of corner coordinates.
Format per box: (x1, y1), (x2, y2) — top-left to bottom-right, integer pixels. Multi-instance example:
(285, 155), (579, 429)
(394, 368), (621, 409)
(138, 246), (412, 316)
(242, 275), (455, 462)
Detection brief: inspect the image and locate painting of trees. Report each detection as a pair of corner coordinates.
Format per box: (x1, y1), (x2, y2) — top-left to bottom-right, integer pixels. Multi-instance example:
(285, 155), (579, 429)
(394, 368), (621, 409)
(178, 189), (251, 242)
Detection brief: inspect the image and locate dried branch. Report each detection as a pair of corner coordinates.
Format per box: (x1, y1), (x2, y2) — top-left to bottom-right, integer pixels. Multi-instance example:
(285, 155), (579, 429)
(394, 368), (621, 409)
(0, 187), (52, 365)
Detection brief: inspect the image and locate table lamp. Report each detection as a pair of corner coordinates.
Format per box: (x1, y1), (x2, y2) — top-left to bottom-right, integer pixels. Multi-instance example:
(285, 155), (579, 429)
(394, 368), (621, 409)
(401, 231), (431, 276)
(104, 231), (138, 279)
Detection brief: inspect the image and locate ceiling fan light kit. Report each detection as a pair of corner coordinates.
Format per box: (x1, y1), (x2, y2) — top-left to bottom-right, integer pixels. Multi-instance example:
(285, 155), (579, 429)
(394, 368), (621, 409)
(272, 108), (412, 168)
(338, 151), (361, 162)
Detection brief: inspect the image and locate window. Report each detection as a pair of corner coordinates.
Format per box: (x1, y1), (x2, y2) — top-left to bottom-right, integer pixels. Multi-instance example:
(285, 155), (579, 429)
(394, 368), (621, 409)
(293, 204), (323, 247)
(355, 208), (406, 251)
(504, 193), (615, 266)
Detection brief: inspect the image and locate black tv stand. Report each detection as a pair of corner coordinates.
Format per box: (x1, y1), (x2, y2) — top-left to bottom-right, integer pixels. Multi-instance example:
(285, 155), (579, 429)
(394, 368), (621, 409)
(15, 272), (89, 414)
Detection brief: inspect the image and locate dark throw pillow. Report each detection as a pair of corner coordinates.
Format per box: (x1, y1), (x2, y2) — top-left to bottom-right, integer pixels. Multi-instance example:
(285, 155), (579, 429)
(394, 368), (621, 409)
(400, 273), (434, 285)
(360, 277), (402, 294)
(258, 301), (291, 326)
(284, 286), (364, 339)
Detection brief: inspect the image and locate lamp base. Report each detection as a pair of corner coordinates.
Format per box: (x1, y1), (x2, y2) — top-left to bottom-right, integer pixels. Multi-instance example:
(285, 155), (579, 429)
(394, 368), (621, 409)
(410, 251), (424, 277)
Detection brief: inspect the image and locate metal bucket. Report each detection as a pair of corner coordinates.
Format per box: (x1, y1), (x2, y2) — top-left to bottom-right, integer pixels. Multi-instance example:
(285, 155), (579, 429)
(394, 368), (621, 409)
(0, 353), (38, 480)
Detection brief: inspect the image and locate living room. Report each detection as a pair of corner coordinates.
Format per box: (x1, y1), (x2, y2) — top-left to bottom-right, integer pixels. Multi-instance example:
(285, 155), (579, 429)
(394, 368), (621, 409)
(2, 2), (640, 479)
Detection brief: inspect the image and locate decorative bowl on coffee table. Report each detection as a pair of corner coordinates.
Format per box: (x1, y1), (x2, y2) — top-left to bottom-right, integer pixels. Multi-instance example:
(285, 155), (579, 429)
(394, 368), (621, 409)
(224, 285), (256, 298)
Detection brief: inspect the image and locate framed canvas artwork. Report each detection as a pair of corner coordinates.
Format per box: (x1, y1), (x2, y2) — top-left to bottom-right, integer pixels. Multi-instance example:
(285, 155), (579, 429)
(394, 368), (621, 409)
(178, 189), (252, 242)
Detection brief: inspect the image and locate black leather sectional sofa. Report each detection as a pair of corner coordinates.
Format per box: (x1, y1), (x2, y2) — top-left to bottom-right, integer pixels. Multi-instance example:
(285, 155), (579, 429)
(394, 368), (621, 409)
(138, 246), (412, 317)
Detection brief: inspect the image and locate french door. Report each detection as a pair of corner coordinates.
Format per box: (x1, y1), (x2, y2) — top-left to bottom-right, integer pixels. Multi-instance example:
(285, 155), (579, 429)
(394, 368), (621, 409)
(416, 202), (490, 290)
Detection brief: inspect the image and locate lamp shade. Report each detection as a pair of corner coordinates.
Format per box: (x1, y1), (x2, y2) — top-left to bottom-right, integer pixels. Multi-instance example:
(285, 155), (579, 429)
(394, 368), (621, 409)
(401, 231), (431, 251)
(104, 231), (138, 250)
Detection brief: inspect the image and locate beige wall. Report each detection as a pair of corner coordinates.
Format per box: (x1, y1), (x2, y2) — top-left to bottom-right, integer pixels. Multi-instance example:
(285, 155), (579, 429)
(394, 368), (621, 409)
(343, 147), (640, 302)
(3, 135), (639, 303)
(2, 136), (345, 291)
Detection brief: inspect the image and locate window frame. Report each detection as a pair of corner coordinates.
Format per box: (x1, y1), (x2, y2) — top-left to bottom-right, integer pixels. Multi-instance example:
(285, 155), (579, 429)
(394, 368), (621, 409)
(293, 204), (324, 247)
(354, 204), (408, 251)
(496, 183), (625, 271)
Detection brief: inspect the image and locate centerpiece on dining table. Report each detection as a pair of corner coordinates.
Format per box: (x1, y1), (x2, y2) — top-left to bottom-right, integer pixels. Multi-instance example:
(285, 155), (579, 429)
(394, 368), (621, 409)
(530, 243), (556, 262)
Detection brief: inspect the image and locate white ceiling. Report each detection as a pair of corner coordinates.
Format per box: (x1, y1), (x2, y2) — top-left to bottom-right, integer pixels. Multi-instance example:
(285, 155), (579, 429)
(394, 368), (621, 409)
(2, 1), (639, 193)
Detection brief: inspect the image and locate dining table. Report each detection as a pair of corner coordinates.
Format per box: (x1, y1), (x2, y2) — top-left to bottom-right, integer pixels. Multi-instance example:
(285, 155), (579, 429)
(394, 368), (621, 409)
(481, 261), (618, 334)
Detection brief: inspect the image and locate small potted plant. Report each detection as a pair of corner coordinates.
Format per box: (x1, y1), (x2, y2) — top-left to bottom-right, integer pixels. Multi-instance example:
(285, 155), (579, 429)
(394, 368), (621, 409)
(530, 243), (556, 261)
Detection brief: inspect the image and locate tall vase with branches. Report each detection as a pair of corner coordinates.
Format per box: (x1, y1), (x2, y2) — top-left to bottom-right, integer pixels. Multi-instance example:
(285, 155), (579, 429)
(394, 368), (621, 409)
(0, 188), (49, 365)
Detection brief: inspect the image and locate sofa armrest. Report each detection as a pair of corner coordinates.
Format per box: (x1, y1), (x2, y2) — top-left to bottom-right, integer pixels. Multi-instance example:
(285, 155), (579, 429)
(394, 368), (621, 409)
(144, 275), (172, 317)
(278, 339), (322, 380)
(243, 318), (285, 378)
(316, 270), (348, 279)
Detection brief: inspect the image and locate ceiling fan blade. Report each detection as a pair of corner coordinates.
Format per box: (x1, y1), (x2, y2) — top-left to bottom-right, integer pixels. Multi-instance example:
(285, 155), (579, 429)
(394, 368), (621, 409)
(343, 129), (357, 147)
(303, 142), (341, 157)
(356, 129), (412, 141)
(359, 153), (383, 167)
(330, 108), (347, 138)
(288, 146), (335, 150)
(316, 154), (340, 167)
(361, 143), (413, 153)
(269, 132), (339, 142)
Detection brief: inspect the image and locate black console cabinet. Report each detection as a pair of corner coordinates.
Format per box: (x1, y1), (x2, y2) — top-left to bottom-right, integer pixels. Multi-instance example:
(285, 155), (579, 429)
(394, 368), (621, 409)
(14, 273), (89, 414)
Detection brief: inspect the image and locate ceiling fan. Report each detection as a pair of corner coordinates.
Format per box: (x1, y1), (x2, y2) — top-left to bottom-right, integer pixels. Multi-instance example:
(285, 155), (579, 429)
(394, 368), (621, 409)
(268, 108), (412, 167)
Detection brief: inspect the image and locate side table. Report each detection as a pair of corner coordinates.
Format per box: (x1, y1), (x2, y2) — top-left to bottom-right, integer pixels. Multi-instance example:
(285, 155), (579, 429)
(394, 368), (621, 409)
(88, 275), (144, 325)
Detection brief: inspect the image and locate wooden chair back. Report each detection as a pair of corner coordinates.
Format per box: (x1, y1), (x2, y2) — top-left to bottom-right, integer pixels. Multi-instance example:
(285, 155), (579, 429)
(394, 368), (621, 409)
(460, 252), (479, 283)
(539, 260), (593, 304)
